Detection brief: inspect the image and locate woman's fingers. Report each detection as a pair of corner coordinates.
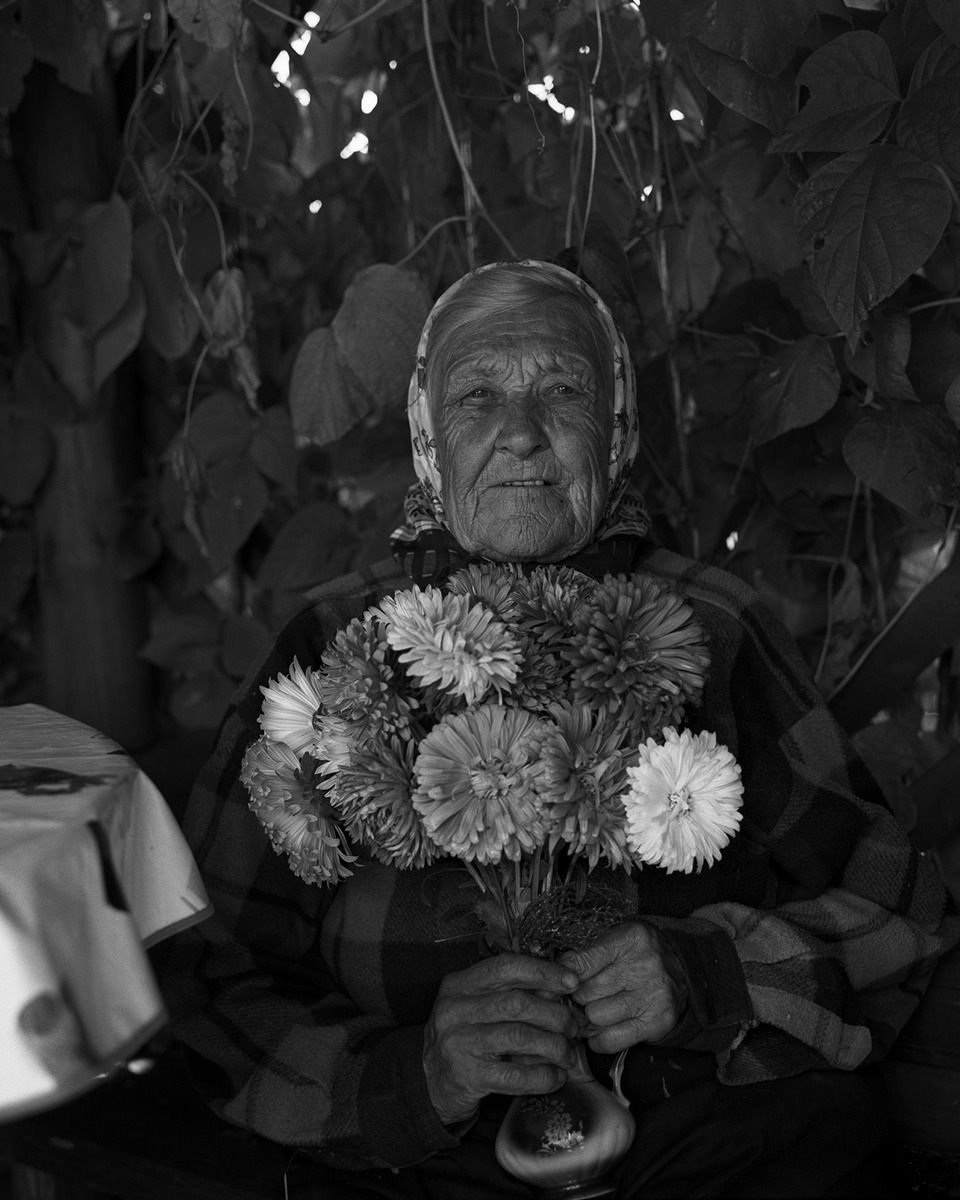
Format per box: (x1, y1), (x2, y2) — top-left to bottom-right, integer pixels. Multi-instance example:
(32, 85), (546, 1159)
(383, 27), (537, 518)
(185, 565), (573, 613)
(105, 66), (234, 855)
(560, 922), (686, 1050)
(440, 951), (579, 998)
(423, 955), (583, 1124)
(435, 984), (582, 1039)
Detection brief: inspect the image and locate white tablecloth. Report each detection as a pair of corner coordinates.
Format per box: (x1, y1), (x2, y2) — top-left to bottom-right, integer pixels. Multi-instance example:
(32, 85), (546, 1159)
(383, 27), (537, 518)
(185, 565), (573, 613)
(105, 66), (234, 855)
(0, 703), (212, 1122)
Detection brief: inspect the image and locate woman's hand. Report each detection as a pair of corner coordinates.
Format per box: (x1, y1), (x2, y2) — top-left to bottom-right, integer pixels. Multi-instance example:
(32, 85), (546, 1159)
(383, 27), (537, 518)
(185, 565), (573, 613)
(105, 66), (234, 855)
(422, 953), (583, 1126)
(559, 922), (686, 1054)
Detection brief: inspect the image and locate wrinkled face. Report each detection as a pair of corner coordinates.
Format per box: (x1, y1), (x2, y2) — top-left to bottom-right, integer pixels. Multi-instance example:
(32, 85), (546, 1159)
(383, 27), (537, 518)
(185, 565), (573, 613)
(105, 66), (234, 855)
(432, 317), (612, 562)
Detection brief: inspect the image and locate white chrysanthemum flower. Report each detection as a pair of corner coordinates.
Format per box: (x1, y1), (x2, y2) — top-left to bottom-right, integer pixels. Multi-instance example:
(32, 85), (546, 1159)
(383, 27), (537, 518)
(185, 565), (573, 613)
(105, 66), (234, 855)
(258, 658), (324, 755)
(621, 726), (743, 874)
(377, 585), (522, 706)
(240, 735), (356, 886)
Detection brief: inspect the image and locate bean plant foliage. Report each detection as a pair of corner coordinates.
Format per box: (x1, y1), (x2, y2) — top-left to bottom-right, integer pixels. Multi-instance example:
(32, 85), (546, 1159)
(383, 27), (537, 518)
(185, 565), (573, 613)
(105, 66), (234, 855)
(2, 0), (960, 857)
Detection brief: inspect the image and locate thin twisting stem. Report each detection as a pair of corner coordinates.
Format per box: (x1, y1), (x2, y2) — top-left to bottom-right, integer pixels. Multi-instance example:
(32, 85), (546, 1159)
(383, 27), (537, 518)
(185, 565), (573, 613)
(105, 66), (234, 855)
(578, 0), (604, 263)
(420, 0), (516, 259)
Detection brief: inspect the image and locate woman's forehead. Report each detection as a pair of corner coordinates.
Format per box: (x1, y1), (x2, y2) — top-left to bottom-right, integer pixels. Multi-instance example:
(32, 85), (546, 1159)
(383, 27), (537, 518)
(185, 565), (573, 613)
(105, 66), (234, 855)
(444, 338), (597, 378)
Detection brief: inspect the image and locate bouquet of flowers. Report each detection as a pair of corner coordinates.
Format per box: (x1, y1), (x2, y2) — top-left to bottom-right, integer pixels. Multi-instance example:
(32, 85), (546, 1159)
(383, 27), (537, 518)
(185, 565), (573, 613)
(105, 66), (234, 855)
(240, 563), (744, 953)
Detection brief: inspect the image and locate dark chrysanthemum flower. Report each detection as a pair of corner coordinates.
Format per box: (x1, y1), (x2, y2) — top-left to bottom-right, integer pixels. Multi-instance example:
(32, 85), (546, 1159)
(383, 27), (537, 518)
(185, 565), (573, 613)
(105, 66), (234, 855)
(514, 566), (597, 648)
(537, 702), (634, 870)
(317, 614), (417, 737)
(511, 640), (569, 712)
(445, 562), (524, 623)
(332, 734), (439, 871)
(564, 574), (710, 729)
(240, 735), (357, 886)
(412, 704), (549, 864)
(377, 586), (523, 706)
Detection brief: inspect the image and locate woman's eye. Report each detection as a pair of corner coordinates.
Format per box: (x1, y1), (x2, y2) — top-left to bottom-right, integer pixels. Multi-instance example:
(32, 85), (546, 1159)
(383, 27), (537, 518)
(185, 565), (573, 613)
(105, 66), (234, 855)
(547, 381), (580, 398)
(454, 386), (494, 405)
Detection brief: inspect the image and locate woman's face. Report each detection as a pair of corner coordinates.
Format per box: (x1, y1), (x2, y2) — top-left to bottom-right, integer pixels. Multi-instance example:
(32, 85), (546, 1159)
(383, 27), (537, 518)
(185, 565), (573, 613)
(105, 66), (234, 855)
(432, 312), (612, 562)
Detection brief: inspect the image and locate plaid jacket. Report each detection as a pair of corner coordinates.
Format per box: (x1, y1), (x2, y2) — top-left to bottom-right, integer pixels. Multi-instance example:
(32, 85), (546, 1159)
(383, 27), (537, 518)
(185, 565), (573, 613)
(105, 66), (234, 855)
(158, 541), (958, 1171)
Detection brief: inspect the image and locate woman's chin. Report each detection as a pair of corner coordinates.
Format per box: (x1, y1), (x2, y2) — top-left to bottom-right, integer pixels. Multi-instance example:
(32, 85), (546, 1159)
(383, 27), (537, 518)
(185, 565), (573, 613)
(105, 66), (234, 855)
(456, 519), (591, 563)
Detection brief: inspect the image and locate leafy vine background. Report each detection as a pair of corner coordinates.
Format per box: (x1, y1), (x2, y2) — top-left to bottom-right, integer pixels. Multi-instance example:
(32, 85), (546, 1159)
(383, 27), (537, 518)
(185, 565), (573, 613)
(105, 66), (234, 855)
(2, 0), (960, 892)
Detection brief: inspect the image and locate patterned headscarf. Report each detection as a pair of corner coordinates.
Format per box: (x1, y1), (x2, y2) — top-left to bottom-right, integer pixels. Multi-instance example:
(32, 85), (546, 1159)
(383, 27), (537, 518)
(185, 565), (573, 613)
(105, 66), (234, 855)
(390, 259), (649, 556)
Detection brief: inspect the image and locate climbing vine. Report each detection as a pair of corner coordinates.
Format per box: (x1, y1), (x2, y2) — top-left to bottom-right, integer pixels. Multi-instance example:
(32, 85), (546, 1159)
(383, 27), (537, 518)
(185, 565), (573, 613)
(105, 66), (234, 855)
(1, 0), (960, 864)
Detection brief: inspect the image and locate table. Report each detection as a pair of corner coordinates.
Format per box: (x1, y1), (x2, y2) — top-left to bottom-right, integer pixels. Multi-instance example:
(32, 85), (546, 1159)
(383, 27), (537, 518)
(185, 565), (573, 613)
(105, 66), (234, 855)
(0, 703), (212, 1123)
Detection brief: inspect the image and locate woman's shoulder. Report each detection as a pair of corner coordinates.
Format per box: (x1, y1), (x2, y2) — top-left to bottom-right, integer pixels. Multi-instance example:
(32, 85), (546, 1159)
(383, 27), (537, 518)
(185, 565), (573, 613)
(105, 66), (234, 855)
(630, 541), (816, 682)
(301, 555), (412, 609)
(238, 557), (412, 700)
(631, 542), (767, 622)
(281, 555), (413, 637)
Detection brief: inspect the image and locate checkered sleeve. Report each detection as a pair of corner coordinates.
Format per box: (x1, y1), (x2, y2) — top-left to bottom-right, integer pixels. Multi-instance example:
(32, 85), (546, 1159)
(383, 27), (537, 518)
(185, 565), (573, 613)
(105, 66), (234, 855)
(641, 547), (960, 1083)
(157, 559), (463, 1170)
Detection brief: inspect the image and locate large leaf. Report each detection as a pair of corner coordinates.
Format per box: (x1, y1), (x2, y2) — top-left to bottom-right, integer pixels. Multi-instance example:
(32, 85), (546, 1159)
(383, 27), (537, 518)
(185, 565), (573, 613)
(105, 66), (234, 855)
(844, 311), (918, 403)
(250, 406), (297, 492)
(198, 456), (269, 572)
(290, 326), (366, 448)
(749, 336), (840, 446)
(779, 265), (839, 337)
(93, 277), (146, 391)
(795, 145), (952, 343)
(49, 196), (133, 336)
(907, 33), (960, 90)
(770, 32), (900, 154)
(842, 403), (960, 516)
(132, 217), (201, 361)
(331, 264), (432, 417)
(183, 391), (253, 465)
(687, 0), (820, 76)
(928, 0), (960, 46)
(20, 0), (107, 93)
(255, 501), (360, 606)
(291, 265), (432, 448)
(896, 75), (960, 179)
(141, 611), (221, 673)
(684, 40), (793, 131)
(660, 193), (723, 317)
(878, 0), (945, 79)
(715, 153), (802, 276)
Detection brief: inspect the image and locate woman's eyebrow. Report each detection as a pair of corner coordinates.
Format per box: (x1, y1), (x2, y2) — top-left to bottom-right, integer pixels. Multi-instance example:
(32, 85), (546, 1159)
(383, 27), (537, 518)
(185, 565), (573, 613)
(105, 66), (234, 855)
(446, 349), (596, 377)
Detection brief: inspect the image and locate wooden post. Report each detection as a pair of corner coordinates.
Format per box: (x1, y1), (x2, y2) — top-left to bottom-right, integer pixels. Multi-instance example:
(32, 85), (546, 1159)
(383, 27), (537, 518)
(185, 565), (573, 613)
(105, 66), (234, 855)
(14, 66), (154, 750)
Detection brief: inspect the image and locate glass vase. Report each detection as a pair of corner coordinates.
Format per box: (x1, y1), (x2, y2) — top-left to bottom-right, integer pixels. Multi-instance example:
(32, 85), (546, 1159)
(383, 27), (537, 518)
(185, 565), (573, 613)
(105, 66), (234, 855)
(494, 1044), (635, 1199)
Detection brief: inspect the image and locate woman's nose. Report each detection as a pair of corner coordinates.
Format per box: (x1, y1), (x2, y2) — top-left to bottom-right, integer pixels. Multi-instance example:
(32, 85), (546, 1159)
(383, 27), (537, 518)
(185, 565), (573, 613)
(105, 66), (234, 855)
(496, 397), (546, 457)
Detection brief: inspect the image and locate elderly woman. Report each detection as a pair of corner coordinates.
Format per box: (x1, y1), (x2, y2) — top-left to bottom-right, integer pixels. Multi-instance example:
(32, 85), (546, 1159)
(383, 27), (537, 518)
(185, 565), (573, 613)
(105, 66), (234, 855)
(159, 261), (957, 1199)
